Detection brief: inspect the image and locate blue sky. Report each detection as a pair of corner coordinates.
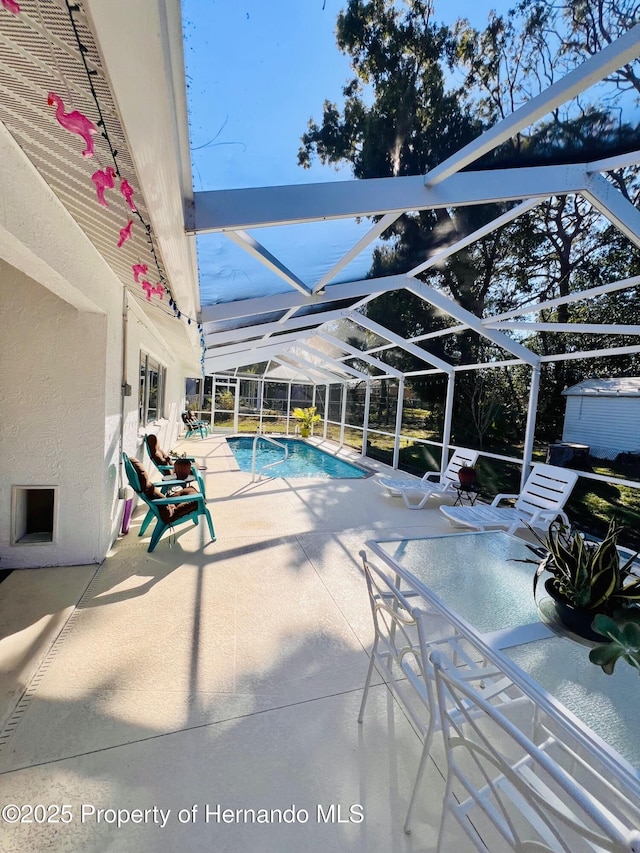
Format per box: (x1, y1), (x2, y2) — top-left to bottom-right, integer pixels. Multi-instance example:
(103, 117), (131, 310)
(182, 1), (510, 307)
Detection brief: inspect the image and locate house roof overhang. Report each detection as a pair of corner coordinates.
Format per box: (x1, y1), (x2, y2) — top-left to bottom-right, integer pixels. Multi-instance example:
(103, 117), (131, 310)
(0, 0), (202, 372)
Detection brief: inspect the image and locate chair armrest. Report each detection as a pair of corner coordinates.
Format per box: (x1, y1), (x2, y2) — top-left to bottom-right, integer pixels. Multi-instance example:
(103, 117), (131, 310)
(528, 508), (569, 528)
(374, 590), (420, 601)
(151, 494), (204, 506)
(490, 493), (518, 506)
(422, 472), (440, 482)
(617, 544), (638, 561)
(155, 476), (195, 486)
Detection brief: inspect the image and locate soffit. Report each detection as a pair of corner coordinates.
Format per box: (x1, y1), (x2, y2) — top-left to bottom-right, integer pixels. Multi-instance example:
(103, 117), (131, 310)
(0, 0), (200, 370)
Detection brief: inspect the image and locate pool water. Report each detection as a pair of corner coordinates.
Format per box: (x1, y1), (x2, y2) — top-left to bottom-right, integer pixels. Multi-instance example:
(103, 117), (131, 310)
(226, 436), (367, 479)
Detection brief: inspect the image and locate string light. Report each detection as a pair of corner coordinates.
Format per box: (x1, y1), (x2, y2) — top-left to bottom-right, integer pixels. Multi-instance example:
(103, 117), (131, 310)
(61, 0), (206, 371)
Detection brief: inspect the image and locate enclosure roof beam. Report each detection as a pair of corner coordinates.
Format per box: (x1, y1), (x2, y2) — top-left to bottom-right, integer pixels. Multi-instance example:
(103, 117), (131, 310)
(206, 353), (284, 373)
(211, 354), (340, 384)
(206, 330), (304, 359)
(296, 343), (369, 380)
(485, 321), (640, 334)
(269, 361), (325, 385)
(204, 308), (345, 346)
(582, 173), (640, 248)
(206, 342), (316, 373)
(273, 354), (345, 383)
(200, 274), (408, 323)
(315, 332), (404, 378)
(539, 343), (640, 362)
(405, 280), (540, 367)
(191, 166), (588, 233)
(347, 311), (454, 374)
(407, 199), (542, 277)
(270, 357), (336, 384)
(424, 23), (640, 186)
(587, 150), (640, 173)
(411, 324), (470, 343)
(225, 230), (311, 295)
(485, 274), (640, 322)
(312, 212), (401, 293)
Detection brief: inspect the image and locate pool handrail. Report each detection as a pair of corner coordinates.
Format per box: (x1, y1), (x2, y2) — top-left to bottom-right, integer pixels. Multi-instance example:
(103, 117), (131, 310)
(252, 435), (289, 482)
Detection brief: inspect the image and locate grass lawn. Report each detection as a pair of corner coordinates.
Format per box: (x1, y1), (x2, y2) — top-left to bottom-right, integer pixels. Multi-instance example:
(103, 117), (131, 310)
(213, 417), (640, 550)
(350, 429), (640, 551)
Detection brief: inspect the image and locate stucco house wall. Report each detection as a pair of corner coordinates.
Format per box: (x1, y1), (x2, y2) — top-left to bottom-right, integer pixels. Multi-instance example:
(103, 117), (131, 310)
(0, 120), (191, 569)
(0, 262), (190, 569)
(1, 265), (109, 567)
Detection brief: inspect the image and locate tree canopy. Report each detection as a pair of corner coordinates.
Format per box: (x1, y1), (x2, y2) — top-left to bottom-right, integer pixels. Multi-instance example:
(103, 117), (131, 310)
(298, 0), (640, 445)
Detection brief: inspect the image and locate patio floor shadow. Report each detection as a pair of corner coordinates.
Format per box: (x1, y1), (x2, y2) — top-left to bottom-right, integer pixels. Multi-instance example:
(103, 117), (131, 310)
(0, 437), (471, 852)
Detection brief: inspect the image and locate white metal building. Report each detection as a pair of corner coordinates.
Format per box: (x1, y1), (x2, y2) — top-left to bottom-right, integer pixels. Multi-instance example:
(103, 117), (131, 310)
(562, 378), (640, 460)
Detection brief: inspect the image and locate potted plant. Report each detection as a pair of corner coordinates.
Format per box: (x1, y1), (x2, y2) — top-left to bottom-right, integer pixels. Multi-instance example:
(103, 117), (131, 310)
(292, 406), (321, 438)
(529, 519), (640, 641)
(457, 462), (478, 489)
(173, 458), (192, 481)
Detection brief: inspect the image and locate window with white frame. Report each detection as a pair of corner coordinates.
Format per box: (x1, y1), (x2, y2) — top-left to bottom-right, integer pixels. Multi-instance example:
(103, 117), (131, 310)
(139, 352), (166, 425)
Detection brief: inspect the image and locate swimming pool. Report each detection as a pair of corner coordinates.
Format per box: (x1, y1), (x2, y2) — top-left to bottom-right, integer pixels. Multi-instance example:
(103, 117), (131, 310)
(226, 436), (368, 479)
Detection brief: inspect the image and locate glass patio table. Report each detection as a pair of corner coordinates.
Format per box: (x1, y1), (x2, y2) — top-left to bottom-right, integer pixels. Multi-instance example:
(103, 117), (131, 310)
(366, 530), (640, 798)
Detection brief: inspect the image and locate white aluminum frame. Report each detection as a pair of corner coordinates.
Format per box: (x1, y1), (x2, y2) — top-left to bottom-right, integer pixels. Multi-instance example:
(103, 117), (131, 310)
(189, 23), (640, 482)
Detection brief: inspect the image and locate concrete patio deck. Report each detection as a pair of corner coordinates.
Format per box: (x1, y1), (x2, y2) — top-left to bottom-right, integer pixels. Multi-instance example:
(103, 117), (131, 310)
(0, 435), (474, 852)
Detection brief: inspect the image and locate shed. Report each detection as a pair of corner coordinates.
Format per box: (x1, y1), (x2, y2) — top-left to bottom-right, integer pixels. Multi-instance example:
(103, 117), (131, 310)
(561, 378), (640, 460)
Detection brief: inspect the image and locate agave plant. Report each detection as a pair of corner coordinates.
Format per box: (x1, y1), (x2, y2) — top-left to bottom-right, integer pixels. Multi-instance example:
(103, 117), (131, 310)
(530, 519), (640, 612)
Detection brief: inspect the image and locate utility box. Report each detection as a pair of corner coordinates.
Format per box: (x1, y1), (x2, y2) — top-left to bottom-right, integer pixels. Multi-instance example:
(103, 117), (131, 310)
(547, 442), (590, 468)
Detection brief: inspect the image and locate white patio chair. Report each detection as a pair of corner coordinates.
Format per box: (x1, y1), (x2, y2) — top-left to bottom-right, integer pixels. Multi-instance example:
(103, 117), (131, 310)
(358, 550), (519, 835)
(431, 649), (640, 852)
(376, 448), (479, 510)
(440, 463), (578, 535)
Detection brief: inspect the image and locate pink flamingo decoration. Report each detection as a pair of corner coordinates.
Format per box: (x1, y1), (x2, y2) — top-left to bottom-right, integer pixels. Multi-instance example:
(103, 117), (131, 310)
(141, 281), (165, 301)
(1, 0), (21, 15)
(132, 263), (148, 283)
(120, 179), (136, 211)
(91, 166), (116, 207)
(47, 92), (98, 158)
(117, 220), (133, 248)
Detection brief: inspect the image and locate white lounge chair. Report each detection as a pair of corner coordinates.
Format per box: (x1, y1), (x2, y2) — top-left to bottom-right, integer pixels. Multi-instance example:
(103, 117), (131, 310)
(377, 448), (479, 510)
(440, 463), (578, 535)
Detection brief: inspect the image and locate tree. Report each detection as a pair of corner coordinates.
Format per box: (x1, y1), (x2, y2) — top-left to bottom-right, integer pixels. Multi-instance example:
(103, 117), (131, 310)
(299, 1), (532, 419)
(299, 0), (498, 335)
(299, 0), (475, 178)
(299, 0), (640, 442)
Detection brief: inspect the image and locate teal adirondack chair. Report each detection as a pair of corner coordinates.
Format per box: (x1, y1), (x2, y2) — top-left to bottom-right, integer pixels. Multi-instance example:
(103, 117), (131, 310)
(142, 435), (206, 498)
(122, 453), (215, 552)
(181, 412), (207, 439)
